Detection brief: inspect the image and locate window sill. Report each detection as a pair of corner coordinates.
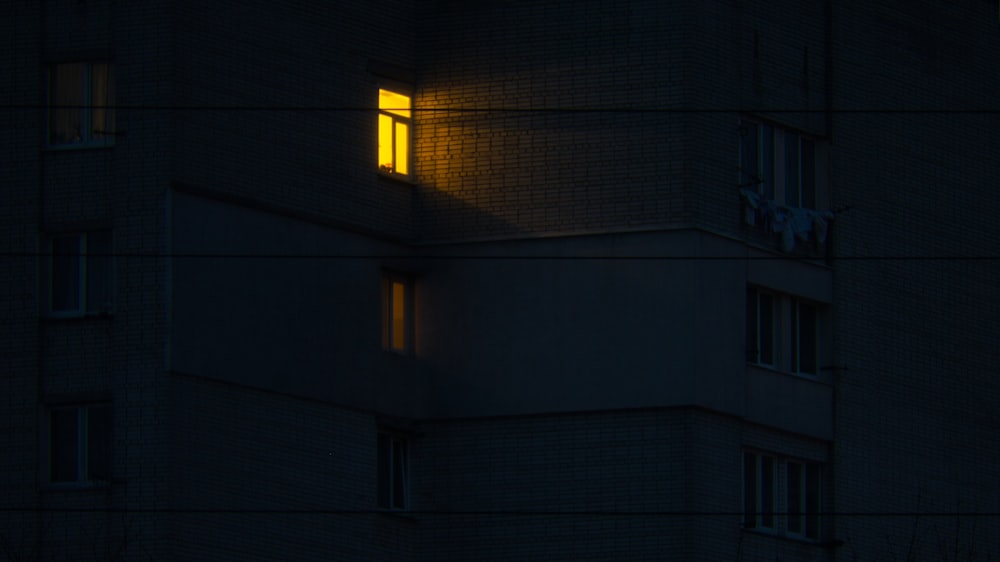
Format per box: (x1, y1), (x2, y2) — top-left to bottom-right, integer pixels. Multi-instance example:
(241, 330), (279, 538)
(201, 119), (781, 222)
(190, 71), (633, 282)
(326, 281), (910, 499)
(376, 508), (417, 523)
(377, 170), (415, 185)
(746, 362), (826, 383)
(42, 312), (115, 322)
(742, 527), (825, 546)
(44, 142), (115, 152)
(41, 481), (112, 493)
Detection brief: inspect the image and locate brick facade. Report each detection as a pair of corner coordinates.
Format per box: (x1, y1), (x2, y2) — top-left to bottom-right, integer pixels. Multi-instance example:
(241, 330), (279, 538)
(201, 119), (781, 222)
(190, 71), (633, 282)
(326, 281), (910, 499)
(2, 0), (998, 560)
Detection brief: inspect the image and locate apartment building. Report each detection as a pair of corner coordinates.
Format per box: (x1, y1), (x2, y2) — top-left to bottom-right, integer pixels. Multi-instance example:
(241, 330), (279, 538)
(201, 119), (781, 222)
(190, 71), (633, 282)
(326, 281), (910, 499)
(2, 0), (998, 560)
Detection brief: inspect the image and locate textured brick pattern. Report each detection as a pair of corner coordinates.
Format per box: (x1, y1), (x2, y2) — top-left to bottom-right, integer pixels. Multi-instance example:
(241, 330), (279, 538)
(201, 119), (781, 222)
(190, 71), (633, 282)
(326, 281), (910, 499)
(829, 1), (1000, 560)
(173, 0), (417, 241)
(169, 375), (414, 561)
(414, 408), (832, 561)
(414, 0), (692, 240)
(0, 0), (43, 552)
(3, 0), (998, 560)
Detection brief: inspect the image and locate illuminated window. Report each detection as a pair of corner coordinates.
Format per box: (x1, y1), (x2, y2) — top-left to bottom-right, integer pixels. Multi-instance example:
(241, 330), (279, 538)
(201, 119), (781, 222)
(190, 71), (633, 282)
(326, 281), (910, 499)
(739, 119), (822, 209)
(747, 287), (822, 376)
(45, 231), (114, 318)
(48, 404), (112, 486)
(382, 273), (411, 353)
(378, 89), (411, 176)
(377, 432), (408, 510)
(48, 62), (115, 146)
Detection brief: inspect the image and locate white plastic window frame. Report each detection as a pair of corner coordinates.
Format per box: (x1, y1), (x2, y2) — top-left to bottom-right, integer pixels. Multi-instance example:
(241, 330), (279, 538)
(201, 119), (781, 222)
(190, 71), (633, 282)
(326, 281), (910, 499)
(377, 87), (412, 177)
(739, 118), (826, 210)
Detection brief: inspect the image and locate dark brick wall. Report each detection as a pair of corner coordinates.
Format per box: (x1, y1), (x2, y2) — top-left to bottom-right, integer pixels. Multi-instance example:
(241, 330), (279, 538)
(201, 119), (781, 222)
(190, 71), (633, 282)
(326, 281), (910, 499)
(414, 0), (692, 240)
(829, 1), (1000, 559)
(173, 0), (417, 241)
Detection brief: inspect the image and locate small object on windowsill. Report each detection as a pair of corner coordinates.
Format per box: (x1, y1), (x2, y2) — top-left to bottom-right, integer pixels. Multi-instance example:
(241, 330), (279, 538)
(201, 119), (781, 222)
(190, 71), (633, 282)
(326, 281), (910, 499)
(380, 163), (394, 173)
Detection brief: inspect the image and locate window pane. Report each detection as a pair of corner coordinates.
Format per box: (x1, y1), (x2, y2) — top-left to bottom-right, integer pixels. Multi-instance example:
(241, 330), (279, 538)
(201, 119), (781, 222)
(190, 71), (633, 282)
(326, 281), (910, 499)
(743, 452), (757, 528)
(746, 288), (758, 363)
(51, 409), (79, 482)
(391, 281), (406, 351)
(378, 89), (410, 119)
(801, 139), (816, 209)
(805, 464), (821, 538)
(761, 125), (774, 200)
(785, 133), (800, 206)
(49, 63), (84, 144)
(740, 122), (759, 187)
(378, 114), (394, 171)
(90, 63), (115, 141)
(394, 122), (409, 175)
(51, 235), (83, 313)
(87, 406), (113, 482)
(392, 439), (407, 509)
(788, 462), (803, 533)
(86, 230), (113, 315)
(758, 293), (774, 365)
(377, 434), (390, 508)
(798, 303), (817, 374)
(760, 456), (774, 528)
(791, 302), (799, 372)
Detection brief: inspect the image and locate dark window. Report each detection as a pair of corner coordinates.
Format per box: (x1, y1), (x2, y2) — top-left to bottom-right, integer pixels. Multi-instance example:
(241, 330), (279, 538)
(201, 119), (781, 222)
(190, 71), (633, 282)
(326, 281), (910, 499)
(749, 287), (823, 375)
(784, 131), (801, 207)
(747, 288), (775, 366)
(377, 433), (408, 509)
(739, 119), (820, 209)
(792, 301), (818, 375)
(787, 460), (822, 539)
(48, 62), (115, 146)
(50, 235), (83, 313)
(46, 231), (113, 317)
(50, 408), (80, 482)
(49, 405), (113, 485)
(743, 451), (756, 528)
(743, 451), (776, 530)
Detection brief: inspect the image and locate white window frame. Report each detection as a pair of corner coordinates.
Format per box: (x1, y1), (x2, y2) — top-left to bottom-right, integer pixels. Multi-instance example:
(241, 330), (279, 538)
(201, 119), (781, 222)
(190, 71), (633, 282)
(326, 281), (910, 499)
(377, 88), (412, 177)
(747, 287), (823, 377)
(739, 119), (826, 210)
(743, 450), (825, 541)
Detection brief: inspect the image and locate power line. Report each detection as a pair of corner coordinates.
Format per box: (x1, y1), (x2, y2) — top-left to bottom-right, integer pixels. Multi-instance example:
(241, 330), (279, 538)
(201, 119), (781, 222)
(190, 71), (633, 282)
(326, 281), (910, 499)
(2, 252), (1000, 261)
(1, 508), (999, 516)
(4, 104), (1000, 114)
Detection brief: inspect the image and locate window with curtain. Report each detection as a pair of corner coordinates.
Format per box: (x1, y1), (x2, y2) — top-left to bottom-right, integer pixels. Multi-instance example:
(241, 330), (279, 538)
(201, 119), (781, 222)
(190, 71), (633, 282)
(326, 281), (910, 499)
(48, 62), (115, 146)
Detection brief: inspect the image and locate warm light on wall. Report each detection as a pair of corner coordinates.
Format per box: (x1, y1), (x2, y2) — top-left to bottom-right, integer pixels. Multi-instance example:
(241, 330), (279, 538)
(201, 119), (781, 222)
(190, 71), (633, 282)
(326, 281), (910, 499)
(378, 89), (411, 175)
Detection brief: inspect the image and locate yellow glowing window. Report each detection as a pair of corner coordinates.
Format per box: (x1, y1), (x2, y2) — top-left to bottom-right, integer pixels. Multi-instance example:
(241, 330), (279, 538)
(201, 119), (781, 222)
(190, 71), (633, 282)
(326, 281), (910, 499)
(383, 274), (411, 353)
(378, 89), (411, 176)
